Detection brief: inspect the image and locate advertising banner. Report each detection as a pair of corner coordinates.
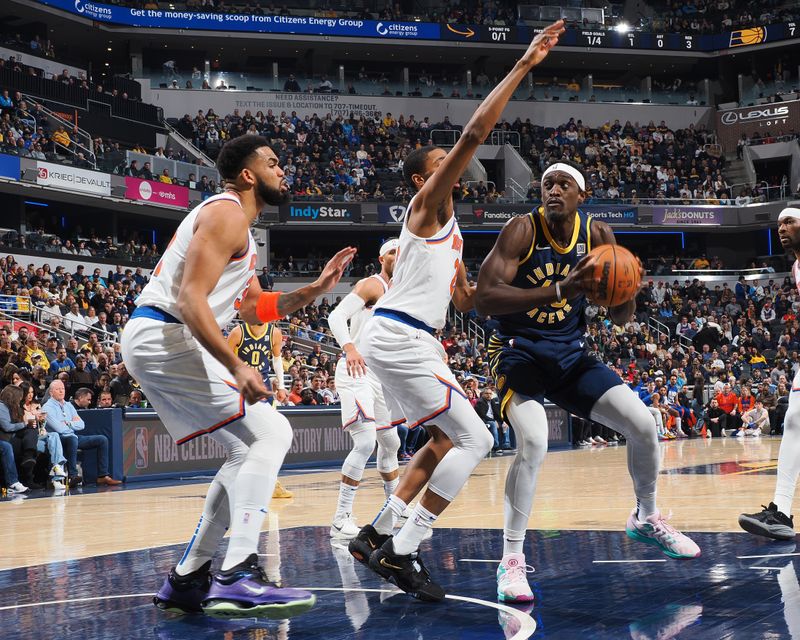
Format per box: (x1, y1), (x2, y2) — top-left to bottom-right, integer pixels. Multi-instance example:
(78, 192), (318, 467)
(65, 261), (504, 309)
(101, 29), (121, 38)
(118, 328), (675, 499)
(651, 205), (723, 225)
(35, 161), (111, 196)
(377, 204), (407, 224)
(0, 154), (20, 181)
(716, 100), (800, 152)
(124, 176), (189, 208)
(37, 0), (438, 39)
(122, 409), (353, 478)
(582, 204), (639, 224)
(544, 404), (571, 446)
(279, 203), (362, 222)
(471, 203), (535, 224)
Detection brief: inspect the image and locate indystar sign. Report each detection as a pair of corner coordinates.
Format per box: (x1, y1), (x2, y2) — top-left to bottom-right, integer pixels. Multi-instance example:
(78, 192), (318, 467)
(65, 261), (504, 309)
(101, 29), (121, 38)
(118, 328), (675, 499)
(279, 203), (362, 222)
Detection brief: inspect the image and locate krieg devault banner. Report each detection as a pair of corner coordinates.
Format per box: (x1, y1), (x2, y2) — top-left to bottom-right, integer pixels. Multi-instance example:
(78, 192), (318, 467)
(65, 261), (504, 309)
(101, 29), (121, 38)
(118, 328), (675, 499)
(35, 161), (111, 196)
(651, 205), (723, 225)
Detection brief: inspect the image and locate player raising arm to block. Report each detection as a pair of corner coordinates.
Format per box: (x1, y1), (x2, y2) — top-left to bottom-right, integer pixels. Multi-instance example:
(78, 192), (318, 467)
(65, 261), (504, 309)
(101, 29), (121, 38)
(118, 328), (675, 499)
(476, 159), (700, 605)
(347, 20), (567, 602)
(121, 135), (355, 619)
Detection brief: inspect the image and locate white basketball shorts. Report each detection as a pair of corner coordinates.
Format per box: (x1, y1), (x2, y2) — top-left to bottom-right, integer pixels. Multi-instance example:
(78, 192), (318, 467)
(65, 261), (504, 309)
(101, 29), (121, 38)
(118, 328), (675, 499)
(360, 315), (466, 430)
(121, 316), (282, 445)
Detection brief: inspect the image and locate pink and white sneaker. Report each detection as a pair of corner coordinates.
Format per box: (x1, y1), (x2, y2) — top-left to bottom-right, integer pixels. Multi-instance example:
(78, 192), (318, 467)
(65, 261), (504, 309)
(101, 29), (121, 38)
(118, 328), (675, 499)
(496, 553), (535, 603)
(625, 509), (701, 559)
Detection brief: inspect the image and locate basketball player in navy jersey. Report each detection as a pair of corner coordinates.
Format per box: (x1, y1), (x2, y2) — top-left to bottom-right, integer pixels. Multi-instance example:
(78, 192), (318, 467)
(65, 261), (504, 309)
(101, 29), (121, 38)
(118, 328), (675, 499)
(348, 20), (567, 602)
(476, 160), (700, 604)
(739, 206), (800, 540)
(227, 320), (293, 498)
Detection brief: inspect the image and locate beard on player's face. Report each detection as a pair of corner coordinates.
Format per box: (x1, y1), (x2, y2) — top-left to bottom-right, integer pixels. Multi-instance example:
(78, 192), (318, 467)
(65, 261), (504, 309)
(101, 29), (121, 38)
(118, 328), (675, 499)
(255, 173), (290, 206)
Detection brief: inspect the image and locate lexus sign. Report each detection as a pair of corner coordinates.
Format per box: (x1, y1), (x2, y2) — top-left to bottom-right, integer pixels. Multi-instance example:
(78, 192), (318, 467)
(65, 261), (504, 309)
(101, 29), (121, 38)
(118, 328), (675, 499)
(716, 101), (799, 152)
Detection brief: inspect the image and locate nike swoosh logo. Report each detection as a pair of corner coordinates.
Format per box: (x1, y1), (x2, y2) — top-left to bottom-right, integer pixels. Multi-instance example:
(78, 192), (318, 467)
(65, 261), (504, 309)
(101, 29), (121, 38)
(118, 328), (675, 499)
(241, 583), (264, 595)
(535, 244), (551, 251)
(579, 341), (585, 348)
(380, 557), (404, 571)
(368, 539), (377, 549)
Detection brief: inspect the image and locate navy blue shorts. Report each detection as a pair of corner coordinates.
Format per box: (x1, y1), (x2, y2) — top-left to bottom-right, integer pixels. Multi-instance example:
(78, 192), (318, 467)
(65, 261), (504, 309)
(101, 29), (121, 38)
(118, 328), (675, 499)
(488, 333), (622, 419)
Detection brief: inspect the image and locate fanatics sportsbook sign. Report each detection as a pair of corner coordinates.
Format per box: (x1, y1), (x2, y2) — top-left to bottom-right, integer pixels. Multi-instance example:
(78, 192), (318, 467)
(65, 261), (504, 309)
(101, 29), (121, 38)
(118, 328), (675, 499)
(279, 203), (362, 222)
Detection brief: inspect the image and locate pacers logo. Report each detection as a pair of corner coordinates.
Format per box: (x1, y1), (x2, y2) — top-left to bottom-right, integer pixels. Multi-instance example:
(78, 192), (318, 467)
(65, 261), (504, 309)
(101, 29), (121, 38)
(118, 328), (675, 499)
(525, 261), (572, 323)
(729, 27), (766, 47)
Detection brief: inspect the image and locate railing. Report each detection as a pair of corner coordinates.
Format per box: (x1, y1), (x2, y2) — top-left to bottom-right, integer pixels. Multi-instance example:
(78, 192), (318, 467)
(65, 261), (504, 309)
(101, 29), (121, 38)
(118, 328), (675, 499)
(505, 176), (529, 203)
(0, 295), (119, 345)
(490, 130), (520, 149)
(162, 119), (217, 168)
(26, 95), (97, 168)
(646, 316), (671, 346)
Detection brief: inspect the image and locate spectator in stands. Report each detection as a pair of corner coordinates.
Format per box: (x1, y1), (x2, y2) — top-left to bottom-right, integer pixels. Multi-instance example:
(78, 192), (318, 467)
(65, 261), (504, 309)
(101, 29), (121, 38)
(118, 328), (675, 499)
(42, 380), (120, 486)
(716, 383), (742, 436)
(139, 162), (154, 181)
(125, 160), (140, 177)
(0, 384), (39, 488)
(475, 387), (502, 452)
(742, 400), (770, 435)
(49, 346), (76, 375)
(51, 125), (71, 150)
(21, 381), (66, 489)
(96, 389), (113, 408)
(159, 168), (174, 184)
(0, 438), (27, 493)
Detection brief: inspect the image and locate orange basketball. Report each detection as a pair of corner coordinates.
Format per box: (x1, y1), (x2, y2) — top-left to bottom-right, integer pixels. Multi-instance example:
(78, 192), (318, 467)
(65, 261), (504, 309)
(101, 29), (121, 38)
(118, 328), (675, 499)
(587, 244), (641, 307)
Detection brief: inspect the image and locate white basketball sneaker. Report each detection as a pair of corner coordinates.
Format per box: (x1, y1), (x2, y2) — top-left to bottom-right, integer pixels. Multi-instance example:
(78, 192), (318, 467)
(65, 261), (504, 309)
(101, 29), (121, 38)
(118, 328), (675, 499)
(496, 553), (535, 603)
(330, 514), (360, 540)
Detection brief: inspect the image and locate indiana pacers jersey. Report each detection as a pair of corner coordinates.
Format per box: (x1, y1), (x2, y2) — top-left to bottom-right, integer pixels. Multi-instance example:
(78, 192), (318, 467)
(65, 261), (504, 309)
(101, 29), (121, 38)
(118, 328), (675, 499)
(496, 208), (593, 343)
(234, 322), (274, 380)
(489, 207), (622, 420)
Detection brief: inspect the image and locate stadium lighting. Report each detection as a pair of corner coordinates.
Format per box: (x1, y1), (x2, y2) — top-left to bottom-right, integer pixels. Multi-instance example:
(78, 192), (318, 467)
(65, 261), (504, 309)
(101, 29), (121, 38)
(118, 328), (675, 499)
(615, 22), (630, 33)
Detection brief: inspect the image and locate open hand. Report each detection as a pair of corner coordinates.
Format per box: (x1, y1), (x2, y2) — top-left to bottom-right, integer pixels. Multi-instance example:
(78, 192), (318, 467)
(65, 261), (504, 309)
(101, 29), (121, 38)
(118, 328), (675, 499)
(316, 247), (357, 291)
(521, 20), (565, 69)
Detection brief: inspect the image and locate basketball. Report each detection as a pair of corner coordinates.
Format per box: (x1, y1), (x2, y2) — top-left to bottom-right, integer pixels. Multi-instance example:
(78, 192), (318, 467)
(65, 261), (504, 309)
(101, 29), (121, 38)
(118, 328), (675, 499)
(587, 244), (641, 307)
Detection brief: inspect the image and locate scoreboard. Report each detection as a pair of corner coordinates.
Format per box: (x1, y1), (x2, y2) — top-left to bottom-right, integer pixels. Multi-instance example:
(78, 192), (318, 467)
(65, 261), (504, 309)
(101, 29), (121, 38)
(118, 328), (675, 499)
(442, 21), (799, 52)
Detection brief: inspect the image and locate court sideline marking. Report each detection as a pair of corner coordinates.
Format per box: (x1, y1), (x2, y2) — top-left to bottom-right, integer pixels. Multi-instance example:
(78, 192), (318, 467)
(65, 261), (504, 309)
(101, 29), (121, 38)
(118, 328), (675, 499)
(0, 588), (537, 640)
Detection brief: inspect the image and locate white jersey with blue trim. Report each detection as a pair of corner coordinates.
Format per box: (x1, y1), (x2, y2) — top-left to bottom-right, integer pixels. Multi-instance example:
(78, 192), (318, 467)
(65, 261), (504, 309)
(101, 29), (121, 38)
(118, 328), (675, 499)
(374, 196), (463, 330)
(135, 193), (257, 328)
(350, 274), (389, 349)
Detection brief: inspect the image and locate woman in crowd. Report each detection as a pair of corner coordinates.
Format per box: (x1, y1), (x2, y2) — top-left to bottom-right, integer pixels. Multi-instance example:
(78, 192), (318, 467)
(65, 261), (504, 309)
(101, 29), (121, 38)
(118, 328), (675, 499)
(0, 384), (39, 488)
(20, 381), (66, 489)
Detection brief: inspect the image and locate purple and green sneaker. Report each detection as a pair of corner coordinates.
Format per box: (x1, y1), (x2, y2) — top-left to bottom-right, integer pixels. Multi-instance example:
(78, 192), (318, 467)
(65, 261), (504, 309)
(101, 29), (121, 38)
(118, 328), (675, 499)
(153, 561), (211, 614)
(202, 553), (316, 619)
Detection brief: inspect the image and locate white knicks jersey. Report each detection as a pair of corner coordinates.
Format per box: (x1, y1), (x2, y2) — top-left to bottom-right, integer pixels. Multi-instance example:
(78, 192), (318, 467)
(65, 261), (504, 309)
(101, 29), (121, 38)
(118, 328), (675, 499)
(135, 193), (257, 328)
(350, 274), (389, 348)
(374, 197), (463, 330)
(793, 261), (800, 297)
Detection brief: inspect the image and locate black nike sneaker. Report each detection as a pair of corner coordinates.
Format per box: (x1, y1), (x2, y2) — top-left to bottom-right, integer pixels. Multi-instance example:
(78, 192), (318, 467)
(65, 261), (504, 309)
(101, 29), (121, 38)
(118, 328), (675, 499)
(368, 539), (445, 602)
(348, 524), (391, 566)
(739, 503), (796, 541)
(153, 560), (212, 613)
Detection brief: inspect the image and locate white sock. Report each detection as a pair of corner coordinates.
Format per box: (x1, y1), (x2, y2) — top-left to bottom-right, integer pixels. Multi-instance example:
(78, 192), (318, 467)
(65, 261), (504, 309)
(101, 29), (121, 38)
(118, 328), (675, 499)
(175, 513), (228, 576)
(372, 494), (407, 535)
(774, 399), (800, 517)
(335, 482), (358, 519)
(223, 505), (268, 570)
(503, 530), (525, 556)
(393, 503), (437, 556)
(383, 477), (399, 498)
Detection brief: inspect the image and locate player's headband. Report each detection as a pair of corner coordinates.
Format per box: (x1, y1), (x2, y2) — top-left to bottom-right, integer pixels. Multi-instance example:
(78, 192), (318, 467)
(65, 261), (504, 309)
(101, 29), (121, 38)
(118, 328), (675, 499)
(379, 238), (399, 256)
(778, 207), (800, 222)
(541, 163), (586, 192)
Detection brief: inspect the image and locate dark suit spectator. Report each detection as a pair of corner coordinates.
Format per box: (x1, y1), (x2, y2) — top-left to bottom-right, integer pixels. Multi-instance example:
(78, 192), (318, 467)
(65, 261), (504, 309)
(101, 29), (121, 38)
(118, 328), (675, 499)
(283, 74), (301, 92)
(475, 388), (502, 451)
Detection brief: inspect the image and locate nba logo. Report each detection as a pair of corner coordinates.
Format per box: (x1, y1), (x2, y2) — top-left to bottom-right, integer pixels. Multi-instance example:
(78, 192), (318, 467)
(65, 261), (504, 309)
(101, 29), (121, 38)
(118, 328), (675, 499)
(576, 243), (586, 256)
(135, 427), (149, 469)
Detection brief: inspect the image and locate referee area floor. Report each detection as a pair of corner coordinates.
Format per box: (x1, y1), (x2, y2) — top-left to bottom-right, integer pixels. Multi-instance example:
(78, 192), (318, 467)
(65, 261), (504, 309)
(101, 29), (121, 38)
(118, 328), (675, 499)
(1, 437), (798, 639)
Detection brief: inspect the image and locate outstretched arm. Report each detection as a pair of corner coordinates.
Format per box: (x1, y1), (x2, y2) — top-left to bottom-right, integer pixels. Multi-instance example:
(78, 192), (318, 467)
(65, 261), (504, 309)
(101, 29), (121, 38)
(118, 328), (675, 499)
(408, 20), (565, 237)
